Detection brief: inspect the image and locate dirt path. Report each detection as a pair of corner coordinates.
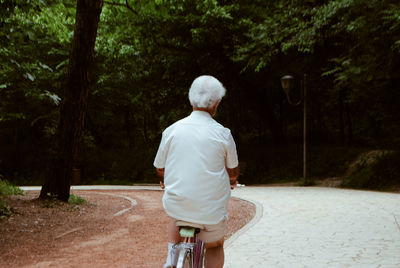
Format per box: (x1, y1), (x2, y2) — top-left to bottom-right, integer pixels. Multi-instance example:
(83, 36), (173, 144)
(0, 190), (255, 268)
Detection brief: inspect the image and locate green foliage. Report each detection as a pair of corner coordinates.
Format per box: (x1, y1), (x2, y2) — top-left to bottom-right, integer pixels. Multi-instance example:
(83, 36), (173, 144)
(0, 198), (13, 219)
(1, 0), (400, 188)
(68, 194), (86, 205)
(0, 1), (74, 182)
(0, 178), (24, 196)
(342, 151), (400, 190)
(0, 177), (23, 218)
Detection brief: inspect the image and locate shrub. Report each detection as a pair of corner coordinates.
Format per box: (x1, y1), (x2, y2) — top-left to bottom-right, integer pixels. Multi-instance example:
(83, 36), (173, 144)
(341, 151), (400, 190)
(0, 179), (24, 196)
(0, 177), (24, 218)
(0, 198), (13, 219)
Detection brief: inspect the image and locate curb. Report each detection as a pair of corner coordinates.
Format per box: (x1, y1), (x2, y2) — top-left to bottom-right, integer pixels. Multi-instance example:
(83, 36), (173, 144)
(19, 185), (163, 191)
(224, 196), (263, 249)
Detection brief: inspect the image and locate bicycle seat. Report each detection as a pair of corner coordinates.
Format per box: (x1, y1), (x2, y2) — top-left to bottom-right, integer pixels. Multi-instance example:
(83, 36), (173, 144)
(176, 220), (204, 230)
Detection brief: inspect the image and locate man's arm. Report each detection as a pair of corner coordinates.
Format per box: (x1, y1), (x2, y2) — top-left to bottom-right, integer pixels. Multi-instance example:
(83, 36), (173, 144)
(156, 168), (165, 189)
(227, 166), (239, 189)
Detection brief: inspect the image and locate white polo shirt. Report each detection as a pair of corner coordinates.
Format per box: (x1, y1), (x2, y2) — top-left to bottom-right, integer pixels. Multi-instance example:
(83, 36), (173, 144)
(153, 111), (239, 224)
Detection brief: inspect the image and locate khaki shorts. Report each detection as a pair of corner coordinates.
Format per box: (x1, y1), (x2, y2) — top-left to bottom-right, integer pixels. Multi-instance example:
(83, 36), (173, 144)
(175, 218), (227, 243)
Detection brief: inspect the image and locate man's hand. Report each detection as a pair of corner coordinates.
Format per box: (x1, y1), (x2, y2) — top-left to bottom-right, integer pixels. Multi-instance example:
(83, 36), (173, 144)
(160, 181), (165, 189)
(230, 179), (238, 190)
(156, 168), (165, 189)
(227, 166), (239, 190)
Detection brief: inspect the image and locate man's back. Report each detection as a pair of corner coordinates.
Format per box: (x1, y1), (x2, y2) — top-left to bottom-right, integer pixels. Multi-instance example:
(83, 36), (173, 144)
(154, 111), (238, 224)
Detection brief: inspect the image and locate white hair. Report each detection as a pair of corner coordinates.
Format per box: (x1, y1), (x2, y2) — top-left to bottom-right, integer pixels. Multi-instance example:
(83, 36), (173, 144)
(188, 75), (226, 108)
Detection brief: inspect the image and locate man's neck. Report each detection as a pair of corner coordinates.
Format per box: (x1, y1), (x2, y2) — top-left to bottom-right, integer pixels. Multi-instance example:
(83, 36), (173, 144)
(193, 101), (219, 117)
(193, 107), (211, 115)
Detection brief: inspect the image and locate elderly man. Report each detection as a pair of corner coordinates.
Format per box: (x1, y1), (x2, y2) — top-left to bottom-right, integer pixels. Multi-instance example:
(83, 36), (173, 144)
(154, 75), (239, 268)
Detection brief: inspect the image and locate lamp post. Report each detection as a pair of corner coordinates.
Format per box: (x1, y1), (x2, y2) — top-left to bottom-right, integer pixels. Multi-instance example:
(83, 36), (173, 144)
(281, 74), (309, 184)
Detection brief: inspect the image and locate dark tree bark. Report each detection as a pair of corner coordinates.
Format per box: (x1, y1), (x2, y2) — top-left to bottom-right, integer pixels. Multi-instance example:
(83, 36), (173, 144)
(40, 0), (103, 201)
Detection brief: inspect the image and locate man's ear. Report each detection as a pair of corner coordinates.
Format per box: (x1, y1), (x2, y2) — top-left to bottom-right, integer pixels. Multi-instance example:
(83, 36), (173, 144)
(210, 101), (219, 117)
(214, 100), (221, 110)
(215, 100), (221, 112)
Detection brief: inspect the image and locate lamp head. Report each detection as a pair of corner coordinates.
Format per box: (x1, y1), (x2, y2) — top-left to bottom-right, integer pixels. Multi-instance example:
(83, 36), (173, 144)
(280, 75), (294, 95)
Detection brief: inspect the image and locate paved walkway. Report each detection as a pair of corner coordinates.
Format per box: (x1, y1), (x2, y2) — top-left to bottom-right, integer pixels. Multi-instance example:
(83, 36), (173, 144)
(21, 185), (400, 267)
(225, 186), (400, 268)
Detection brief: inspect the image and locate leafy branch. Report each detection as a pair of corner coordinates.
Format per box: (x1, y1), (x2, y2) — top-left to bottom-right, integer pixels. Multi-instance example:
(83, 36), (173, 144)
(104, 0), (138, 15)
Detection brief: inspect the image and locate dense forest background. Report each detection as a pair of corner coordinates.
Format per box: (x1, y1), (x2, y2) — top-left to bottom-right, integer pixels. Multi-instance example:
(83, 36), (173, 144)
(1, 0), (399, 187)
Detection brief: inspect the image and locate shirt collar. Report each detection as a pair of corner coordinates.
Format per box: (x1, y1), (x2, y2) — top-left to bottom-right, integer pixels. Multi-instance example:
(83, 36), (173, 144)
(190, 110), (213, 120)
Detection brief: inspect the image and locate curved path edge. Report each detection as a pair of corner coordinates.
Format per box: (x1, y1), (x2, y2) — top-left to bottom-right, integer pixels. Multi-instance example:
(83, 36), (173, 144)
(224, 196), (263, 249)
(92, 192), (138, 217)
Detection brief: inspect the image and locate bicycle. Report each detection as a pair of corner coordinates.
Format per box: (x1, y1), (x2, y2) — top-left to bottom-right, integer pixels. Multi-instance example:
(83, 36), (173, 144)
(175, 220), (205, 268)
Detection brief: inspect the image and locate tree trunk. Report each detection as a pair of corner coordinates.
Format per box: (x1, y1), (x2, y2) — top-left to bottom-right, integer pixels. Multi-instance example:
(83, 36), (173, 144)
(40, 0), (103, 201)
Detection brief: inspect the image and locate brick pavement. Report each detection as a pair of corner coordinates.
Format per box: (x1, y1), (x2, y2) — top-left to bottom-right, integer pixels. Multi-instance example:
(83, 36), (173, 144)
(224, 187), (400, 268)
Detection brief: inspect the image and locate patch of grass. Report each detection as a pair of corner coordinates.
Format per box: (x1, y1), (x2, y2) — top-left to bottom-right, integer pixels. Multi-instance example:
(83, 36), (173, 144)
(68, 194), (86, 205)
(0, 178), (24, 218)
(0, 198), (13, 219)
(0, 179), (24, 196)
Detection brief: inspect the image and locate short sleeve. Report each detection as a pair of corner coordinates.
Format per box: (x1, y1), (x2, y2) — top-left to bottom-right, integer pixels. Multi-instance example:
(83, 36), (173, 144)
(153, 131), (170, 169)
(225, 130), (239, 169)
